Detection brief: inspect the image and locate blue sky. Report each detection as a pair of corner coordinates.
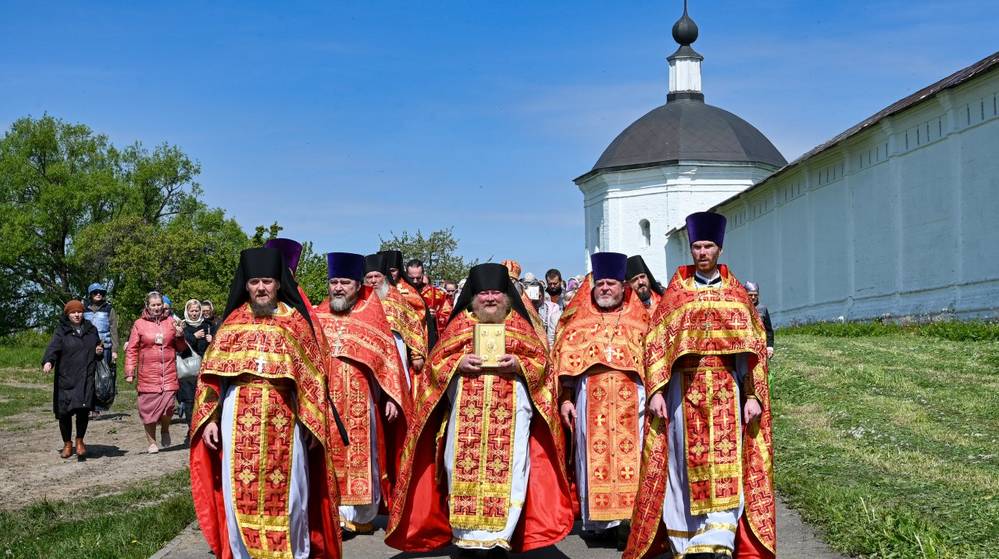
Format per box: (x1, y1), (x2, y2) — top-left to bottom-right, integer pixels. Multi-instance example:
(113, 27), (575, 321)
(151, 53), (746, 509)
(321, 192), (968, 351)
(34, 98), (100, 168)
(3, 1), (998, 277)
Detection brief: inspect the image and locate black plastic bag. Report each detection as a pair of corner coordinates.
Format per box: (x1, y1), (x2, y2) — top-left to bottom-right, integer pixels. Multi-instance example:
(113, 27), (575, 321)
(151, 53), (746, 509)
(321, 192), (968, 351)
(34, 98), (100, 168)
(94, 359), (117, 408)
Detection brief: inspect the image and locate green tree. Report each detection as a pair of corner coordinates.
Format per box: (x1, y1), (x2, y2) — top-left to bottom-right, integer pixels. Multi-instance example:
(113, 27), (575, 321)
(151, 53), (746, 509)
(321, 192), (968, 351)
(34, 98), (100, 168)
(0, 115), (250, 334)
(251, 222), (283, 245)
(379, 227), (475, 283)
(295, 242), (329, 305)
(0, 115), (121, 326)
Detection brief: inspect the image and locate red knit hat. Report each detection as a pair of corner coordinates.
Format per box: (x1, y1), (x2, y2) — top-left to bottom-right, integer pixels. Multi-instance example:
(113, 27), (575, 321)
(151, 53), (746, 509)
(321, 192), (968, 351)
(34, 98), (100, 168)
(64, 300), (85, 314)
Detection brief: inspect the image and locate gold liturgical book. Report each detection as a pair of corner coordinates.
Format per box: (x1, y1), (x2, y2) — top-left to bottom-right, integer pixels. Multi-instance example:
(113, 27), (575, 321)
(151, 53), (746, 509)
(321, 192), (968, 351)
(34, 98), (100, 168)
(474, 323), (506, 368)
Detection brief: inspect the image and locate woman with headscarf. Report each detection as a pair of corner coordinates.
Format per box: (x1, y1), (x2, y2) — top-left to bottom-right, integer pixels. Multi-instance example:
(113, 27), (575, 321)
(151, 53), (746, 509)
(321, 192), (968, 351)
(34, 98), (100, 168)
(200, 299), (220, 329)
(42, 300), (104, 460)
(124, 291), (187, 453)
(177, 299), (213, 428)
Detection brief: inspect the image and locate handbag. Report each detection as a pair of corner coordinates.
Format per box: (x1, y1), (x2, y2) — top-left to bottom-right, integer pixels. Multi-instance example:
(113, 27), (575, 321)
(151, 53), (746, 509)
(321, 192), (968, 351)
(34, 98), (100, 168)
(175, 340), (202, 380)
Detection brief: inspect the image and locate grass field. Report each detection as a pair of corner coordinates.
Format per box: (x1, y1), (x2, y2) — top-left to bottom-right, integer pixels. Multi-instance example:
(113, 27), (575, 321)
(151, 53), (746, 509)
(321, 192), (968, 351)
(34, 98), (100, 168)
(772, 326), (999, 559)
(0, 470), (195, 559)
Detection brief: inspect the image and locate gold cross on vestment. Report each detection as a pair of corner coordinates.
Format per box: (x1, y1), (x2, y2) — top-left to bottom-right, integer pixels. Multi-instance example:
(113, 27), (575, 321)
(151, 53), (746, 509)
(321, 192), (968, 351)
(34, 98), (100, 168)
(605, 345), (615, 361)
(256, 356), (267, 374)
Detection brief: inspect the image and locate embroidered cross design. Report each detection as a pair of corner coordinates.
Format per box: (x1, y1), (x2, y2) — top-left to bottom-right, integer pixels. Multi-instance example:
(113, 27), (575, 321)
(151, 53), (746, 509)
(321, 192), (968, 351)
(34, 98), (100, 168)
(330, 324), (348, 354)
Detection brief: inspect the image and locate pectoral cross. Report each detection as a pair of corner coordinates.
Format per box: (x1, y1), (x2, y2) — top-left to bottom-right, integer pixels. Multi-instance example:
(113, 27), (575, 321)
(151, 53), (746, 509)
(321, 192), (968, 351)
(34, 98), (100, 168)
(330, 324), (347, 354)
(605, 345), (615, 361)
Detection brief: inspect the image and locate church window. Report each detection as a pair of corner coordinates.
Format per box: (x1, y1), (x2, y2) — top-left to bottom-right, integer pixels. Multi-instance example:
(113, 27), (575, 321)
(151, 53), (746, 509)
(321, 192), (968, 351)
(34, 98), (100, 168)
(639, 219), (651, 247)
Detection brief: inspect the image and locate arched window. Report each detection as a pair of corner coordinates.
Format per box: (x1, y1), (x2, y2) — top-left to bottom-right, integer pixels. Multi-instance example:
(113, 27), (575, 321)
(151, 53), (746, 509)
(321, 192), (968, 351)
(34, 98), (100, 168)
(639, 219), (651, 247)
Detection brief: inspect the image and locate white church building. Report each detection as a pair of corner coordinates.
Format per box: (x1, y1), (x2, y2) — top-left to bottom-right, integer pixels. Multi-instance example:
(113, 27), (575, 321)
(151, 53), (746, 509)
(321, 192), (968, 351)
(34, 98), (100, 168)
(574, 6), (999, 325)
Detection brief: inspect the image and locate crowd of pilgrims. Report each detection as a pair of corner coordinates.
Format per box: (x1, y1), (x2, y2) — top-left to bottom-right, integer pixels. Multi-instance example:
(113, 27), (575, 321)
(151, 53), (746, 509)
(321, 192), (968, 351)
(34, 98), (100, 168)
(41, 212), (776, 559)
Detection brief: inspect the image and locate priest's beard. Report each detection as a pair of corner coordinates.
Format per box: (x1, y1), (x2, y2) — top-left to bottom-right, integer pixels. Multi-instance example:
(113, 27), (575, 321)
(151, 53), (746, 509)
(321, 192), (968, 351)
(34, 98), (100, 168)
(249, 299), (277, 317)
(635, 287), (651, 302)
(595, 292), (624, 310)
(374, 282), (390, 300)
(471, 296), (511, 324)
(330, 292), (358, 313)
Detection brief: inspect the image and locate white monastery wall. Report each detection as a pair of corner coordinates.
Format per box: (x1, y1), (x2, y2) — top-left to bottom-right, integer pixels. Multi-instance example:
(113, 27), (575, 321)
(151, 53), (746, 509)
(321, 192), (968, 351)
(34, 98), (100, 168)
(666, 67), (999, 325)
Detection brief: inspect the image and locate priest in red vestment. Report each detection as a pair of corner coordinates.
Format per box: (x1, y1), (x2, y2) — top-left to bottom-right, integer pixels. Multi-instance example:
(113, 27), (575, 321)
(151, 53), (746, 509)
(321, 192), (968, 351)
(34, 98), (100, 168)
(365, 253), (427, 392)
(380, 249), (436, 346)
(626, 255), (664, 314)
(552, 252), (650, 550)
(189, 247), (342, 559)
(624, 212), (776, 559)
(316, 252), (413, 536)
(386, 263), (573, 558)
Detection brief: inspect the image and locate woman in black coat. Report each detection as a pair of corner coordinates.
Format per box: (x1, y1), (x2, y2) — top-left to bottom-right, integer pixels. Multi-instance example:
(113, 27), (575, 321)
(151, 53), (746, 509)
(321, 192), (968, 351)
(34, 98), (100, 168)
(177, 299), (213, 427)
(42, 299), (104, 460)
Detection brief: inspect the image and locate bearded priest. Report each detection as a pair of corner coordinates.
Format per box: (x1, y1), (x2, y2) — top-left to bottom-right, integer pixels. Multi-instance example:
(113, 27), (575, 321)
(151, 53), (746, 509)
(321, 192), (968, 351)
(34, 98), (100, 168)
(626, 255), (664, 312)
(364, 253), (427, 391)
(189, 247), (342, 559)
(386, 263), (573, 558)
(552, 252), (649, 549)
(315, 252), (413, 536)
(624, 212), (776, 559)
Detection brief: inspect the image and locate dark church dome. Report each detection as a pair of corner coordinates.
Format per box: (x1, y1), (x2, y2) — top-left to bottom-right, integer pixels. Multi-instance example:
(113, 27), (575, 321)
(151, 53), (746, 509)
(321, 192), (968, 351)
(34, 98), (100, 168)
(578, 3), (786, 181)
(584, 98), (787, 178)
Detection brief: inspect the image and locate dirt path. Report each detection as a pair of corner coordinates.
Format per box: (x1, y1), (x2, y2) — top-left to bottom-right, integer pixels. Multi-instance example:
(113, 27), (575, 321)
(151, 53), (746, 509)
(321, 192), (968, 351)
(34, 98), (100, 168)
(0, 405), (191, 511)
(154, 496), (848, 559)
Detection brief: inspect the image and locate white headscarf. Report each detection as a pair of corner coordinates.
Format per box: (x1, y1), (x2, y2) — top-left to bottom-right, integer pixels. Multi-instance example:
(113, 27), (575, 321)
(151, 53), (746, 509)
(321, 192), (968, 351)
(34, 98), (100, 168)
(183, 299), (204, 327)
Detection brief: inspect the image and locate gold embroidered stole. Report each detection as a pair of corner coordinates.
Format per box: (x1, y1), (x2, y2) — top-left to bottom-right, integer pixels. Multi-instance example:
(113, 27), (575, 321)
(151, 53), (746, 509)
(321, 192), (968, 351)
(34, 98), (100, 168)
(229, 379), (298, 559)
(329, 358), (375, 505)
(675, 354), (742, 514)
(584, 368), (641, 521)
(449, 373), (518, 531)
(382, 286), (428, 361)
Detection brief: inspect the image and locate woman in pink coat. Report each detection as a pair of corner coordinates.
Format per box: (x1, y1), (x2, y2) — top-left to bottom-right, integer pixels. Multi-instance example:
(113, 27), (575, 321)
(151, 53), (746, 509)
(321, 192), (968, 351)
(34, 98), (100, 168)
(125, 291), (186, 453)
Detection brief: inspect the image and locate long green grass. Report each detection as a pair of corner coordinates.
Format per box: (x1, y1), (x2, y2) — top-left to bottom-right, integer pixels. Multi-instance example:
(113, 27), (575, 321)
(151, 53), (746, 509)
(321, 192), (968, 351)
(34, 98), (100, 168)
(0, 384), (51, 421)
(0, 333), (136, 426)
(0, 469), (195, 559)
(772, 329), (999, 559)
(0, 330), (47, 369)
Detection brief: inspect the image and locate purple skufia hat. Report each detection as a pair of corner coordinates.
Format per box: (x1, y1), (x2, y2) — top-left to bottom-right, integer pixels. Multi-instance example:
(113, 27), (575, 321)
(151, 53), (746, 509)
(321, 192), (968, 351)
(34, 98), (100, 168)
(327, 252), (365, 282)
(685, 212), (727, 247)
(264, 238), (304, 273)
(590, 252), (628, 281)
